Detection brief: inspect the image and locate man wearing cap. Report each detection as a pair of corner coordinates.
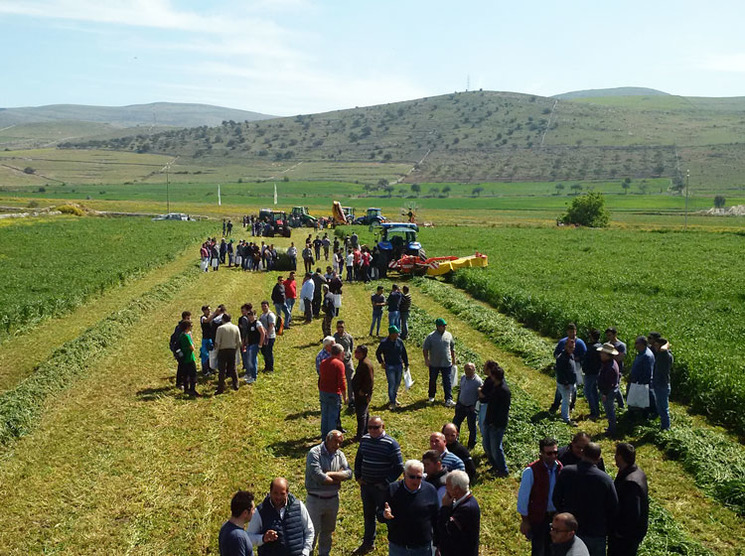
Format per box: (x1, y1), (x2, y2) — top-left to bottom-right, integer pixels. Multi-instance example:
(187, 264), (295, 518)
(651, 337), (673, 430)
(305, 430), (352, 556)
(598, 342), (621, 436)
(423, 318), (457, 407)
(375, 325), (408, 410)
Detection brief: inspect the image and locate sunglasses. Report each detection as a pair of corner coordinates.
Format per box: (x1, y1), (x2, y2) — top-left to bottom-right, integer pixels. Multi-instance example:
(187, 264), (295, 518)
(543, 450), (559, 456)
(367, 425), (382, 430)
(407, 474), (423, 480)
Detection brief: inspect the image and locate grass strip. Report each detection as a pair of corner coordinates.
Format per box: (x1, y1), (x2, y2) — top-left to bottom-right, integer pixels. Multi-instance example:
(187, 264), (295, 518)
(414, 277), (745, 517)
(401, 296), (712, 555)
(0, 265), (200, 446)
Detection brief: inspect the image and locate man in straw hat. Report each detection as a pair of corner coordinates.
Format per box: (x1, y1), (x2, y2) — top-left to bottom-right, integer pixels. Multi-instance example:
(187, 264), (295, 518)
(597, 343), (621, 437)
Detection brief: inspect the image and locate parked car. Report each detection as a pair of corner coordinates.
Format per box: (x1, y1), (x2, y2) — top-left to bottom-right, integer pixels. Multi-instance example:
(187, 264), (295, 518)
(152, 212), (190, 221)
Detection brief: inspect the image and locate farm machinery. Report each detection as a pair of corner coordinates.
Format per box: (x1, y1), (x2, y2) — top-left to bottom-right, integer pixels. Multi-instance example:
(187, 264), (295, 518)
(388, 252), (488, 276)
(289, 206), (318, 228)
(354, 207), (387, 226)
(258, 208), (292, 237)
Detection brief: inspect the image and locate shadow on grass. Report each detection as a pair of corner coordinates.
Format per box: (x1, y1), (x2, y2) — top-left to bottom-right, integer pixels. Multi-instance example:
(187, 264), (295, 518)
(136, 386), (179, 402)
(286, 408), (321, 420)
(295, 341), (323, 350)
(267, 436), (320, 458)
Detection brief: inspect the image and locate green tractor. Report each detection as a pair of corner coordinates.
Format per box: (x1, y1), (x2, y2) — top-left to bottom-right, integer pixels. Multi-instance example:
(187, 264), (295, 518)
(289, 206), (318, 228)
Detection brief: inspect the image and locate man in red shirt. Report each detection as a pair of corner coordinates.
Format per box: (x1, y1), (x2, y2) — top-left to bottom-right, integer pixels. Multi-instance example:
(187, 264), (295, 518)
(319, 345), (347, 439)
(283, 271), (297, 328)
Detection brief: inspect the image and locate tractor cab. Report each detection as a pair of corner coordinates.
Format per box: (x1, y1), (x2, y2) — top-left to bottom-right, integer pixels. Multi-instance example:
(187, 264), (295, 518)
(376, 222), (424, 263)
(290, 206), (317, 227)
(343, 207), (355, 222)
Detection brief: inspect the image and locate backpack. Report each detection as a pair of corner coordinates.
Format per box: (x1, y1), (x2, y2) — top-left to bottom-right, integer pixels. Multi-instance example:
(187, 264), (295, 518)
(169, 328), (184, 359)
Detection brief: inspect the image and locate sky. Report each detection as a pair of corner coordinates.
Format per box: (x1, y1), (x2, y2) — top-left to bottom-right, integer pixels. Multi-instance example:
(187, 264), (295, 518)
(2, 0), (745, 117)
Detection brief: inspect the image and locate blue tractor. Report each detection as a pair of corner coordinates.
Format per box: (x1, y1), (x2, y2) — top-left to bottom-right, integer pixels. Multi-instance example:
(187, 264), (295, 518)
(375, 222), (425, 269)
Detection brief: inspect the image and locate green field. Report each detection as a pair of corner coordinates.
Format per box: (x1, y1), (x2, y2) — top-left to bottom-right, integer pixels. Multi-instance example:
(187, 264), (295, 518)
(0, 216), (213, 341)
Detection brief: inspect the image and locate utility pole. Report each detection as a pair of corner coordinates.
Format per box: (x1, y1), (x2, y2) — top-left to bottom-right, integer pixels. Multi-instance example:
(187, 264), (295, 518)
(684, 169), (690, 230)
(166, 167), (170, 213)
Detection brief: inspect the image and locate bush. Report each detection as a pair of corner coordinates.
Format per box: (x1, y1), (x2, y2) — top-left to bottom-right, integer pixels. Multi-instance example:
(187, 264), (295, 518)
(714, 195), (726, 208)
(561, 191), (610, 227)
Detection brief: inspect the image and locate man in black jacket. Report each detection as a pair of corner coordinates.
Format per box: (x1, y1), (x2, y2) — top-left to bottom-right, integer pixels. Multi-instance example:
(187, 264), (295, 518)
(441, 423), (477, 484)
(483, 365), (511, 477)
(436, 470), (480, 556)
(608, 443), (648, 556)
(553, 443), (618, 556)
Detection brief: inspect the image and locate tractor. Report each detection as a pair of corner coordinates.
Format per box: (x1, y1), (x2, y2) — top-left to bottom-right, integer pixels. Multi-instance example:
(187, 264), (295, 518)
(258, 208), (292, 237)
(375, 222), (424, 270)
(354, 207), (387, 226)
(290, 206), (317, 228)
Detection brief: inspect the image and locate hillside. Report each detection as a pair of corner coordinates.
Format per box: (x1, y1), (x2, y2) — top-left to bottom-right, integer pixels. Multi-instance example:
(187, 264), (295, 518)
(46, 91), (745, 188)
(553, 86), (670, 99)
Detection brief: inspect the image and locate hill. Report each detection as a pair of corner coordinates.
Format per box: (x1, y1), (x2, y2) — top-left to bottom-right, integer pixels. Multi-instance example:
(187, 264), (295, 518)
(0, 102), (275, 128)
(553, 86), (670, 99)
(29, 90), (745, 188)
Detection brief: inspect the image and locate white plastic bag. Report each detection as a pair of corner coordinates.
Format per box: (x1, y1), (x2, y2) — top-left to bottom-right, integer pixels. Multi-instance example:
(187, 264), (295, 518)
(209, 349), (218, 371)
(450, 365), (459, 388)
(627, 383), (650, 409)
(404, 366), (414, 390)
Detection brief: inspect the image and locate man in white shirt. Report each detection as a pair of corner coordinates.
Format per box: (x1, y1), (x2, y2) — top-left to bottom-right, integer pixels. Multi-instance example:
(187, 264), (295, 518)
(214, 313), (242, 393)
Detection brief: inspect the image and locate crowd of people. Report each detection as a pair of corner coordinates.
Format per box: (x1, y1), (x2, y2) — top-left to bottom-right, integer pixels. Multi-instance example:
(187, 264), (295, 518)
(177, 230), (662, 556)
(550, 323), (673, 435)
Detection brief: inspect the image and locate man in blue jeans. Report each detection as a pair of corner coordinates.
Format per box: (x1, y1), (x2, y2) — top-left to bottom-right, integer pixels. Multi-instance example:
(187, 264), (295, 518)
(483, 364), (511, 477)
(651, 337), (673, 430)
(241, 309), (265, 384)
(369, 286), (386, 336)
(375, 325), (408, 410)
(422, 317), (456, 407)
(386, 284), (402, 329)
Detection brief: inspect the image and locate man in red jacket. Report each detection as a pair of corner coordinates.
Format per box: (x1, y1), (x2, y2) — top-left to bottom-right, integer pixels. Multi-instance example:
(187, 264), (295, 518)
(517, 437), (562, 556)
(283, 272), (297, 328)
(319, 345), (347, 439)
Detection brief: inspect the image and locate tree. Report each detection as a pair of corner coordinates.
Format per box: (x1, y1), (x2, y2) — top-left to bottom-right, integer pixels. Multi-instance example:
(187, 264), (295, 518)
(442, 185), (451, 197)
(622, 177), (631, 194)
(555, 183), (565, 195)
(714, 195), (726, 208)
(377, 178), (389, 189)
(638, 180), (649, 195)
(23, 166), (35, 174)
(570, 183), (583, 195)
(472, 186), (484, 197)
(411, 183), (421, 196)
(561, 191), (610, 227)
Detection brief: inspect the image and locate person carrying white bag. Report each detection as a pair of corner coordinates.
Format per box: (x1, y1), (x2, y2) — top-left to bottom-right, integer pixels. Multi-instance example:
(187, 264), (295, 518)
(628, 336), (655, 415)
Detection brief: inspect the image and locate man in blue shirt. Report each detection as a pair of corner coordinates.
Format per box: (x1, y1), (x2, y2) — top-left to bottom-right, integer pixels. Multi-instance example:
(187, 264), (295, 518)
(630, 336), (656, 417)
(219, 490), (255, 556)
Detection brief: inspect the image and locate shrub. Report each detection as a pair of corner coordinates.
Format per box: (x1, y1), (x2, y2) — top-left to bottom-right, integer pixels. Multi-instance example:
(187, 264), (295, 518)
(57, 205), (85, 216)
(561, 191), (610, 227)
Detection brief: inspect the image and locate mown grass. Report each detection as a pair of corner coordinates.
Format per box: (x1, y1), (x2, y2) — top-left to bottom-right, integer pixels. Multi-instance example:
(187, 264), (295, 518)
(0, 229), (738, 553)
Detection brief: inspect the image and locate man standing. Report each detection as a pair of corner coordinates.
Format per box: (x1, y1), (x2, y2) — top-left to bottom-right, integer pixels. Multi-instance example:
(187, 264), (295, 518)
(608, 443), (649, 556)
(318, 345), (347, 439)
(423, 317), (457, 407)
(598, 343), (621, 437)
(321, 285), (335, 338)
(630, 336), (656, 416)
(651, 337), (673, 430)
(605, 327), (627, 409)
(583, 329), (603, 420)
(259, 301), (276, 374)
(422, 450), (449, 504)
(558, 432), (606, 471)
(482, 364), (511, 477)
(333, 320), (355, 409)
(386, 284), (403, 329)
(242, 309), (265, 384)
(517, 437), (563, 556)
(441, 423), (477, 484)
(375, 325), (409, 410)
(304, 430), (353, 556)
(399, 285), (412, 340)
(553, 443), (618, 556)
(246, 478), (314, 556)
(549, 513), (590, 556)
(437, 470), (480, 556)
(271, 276), (289, 331)
(352, 345), (374, 441)
(380, 459), (439, 556)
(315, 337), (335, 374)
(429, 432), (465, 472)
(215, 313), (242, 394)
(219, 490), (256, 556)
(549, 324), (587, 413)
(555, 338), (578, 426)
(369, 286), (386, 337)
(302, 243), (314, 274)
(452, 362), (483, 450)
(353, 416), (404, 555)
(283, 273), (297, 327)
(300, 273), (315, 324)
(311, 268), (327, 319)
(287, 242), (297, 271)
